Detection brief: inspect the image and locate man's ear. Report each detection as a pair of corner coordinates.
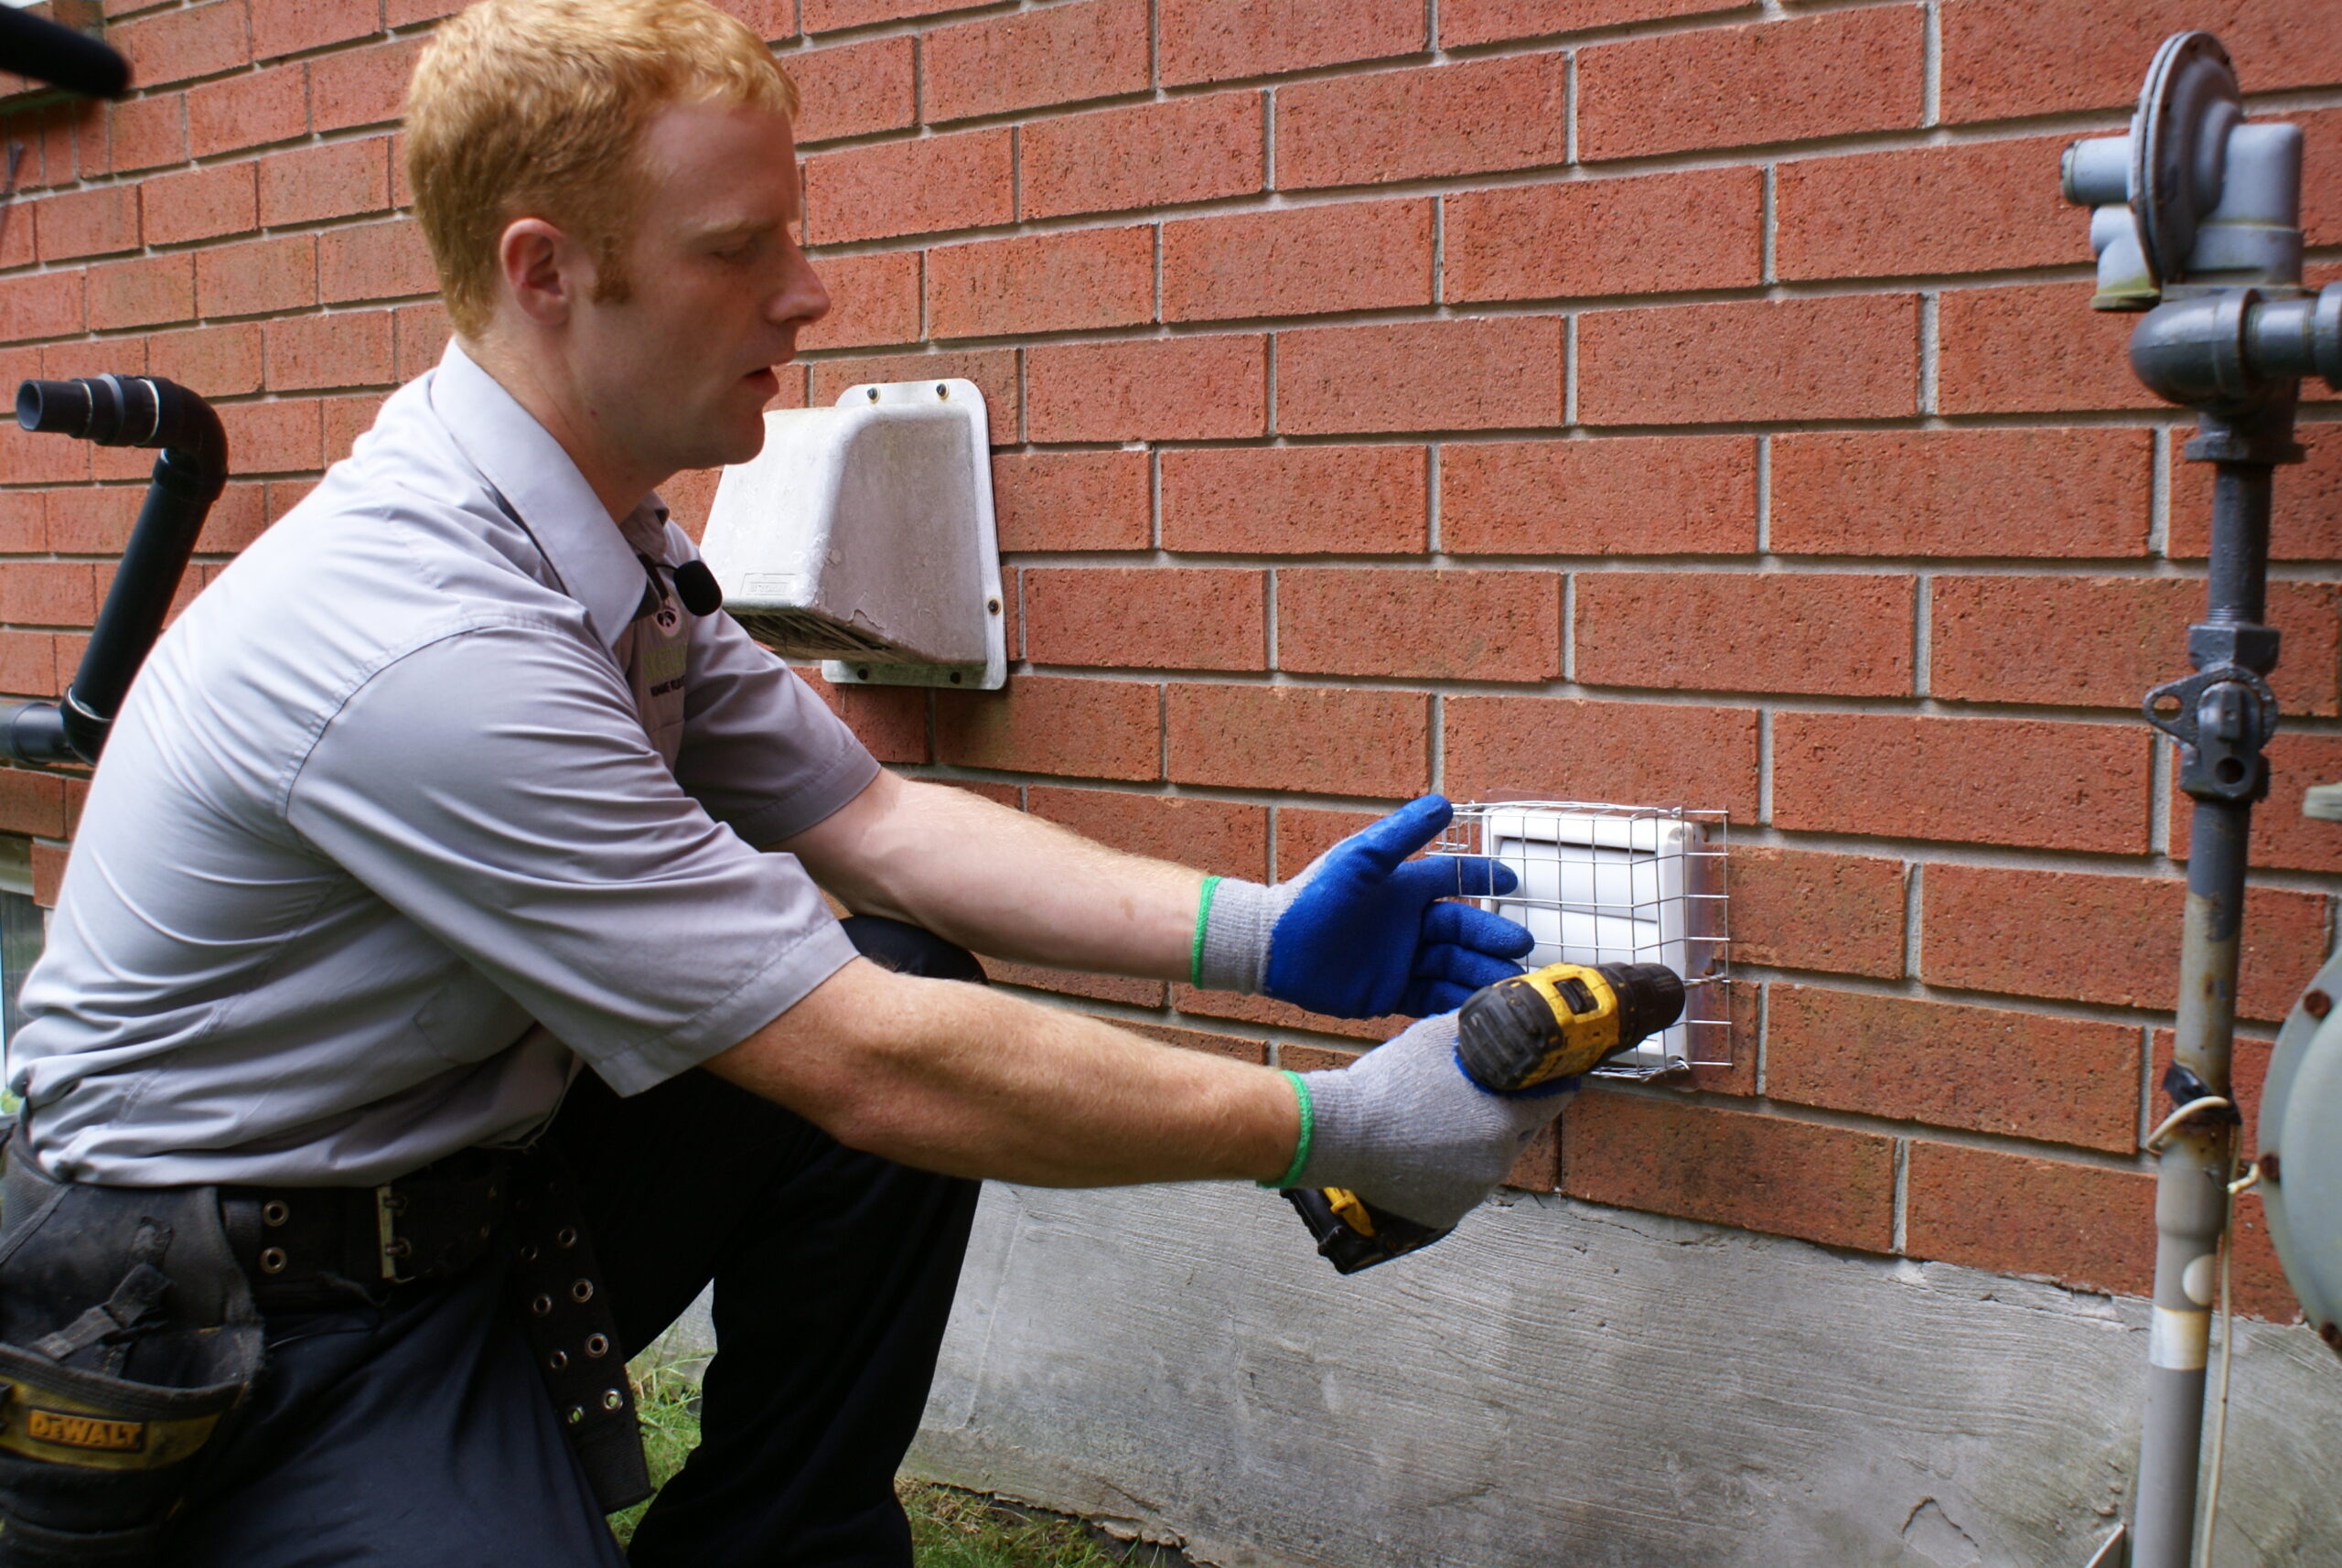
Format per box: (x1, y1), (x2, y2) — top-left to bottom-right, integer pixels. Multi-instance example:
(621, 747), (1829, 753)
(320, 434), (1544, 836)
(496, 217), (584, 328)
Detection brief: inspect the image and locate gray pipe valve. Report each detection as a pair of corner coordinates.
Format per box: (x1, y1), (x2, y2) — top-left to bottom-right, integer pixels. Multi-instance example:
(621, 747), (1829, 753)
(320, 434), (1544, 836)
(2062, 33), (2341, 415)
(2064, 33), (2294, 308)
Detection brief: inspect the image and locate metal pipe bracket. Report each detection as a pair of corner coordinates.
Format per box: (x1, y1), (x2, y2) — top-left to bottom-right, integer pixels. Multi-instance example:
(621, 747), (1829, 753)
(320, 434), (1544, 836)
(2144, 665), (2277, 804)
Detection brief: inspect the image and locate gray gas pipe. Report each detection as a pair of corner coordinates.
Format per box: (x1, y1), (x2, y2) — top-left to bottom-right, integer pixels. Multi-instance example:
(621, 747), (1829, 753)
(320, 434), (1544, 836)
(2061, 32), (2340, 1568)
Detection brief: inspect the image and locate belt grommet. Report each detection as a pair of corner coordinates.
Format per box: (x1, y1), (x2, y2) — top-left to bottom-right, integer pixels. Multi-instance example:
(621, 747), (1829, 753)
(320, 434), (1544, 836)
(258, 1246), (287, 1275)
(531, 1294), (553, 1316)
(601, 1389), (624, 1412)
(555, 1227), (578, 1248)
(260, 1200), (289, 1228)
(570, 1278), (594, 1304)
(547, 1350), (568, 1371)
(565, 1406), (584, 1425)
(519, 1243), (539, 1262)
(585, 1333), (610, 1359)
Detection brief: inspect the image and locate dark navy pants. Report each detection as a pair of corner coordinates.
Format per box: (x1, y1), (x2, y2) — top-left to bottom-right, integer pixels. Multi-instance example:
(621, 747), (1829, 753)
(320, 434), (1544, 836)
(167, 918), (985, 1567)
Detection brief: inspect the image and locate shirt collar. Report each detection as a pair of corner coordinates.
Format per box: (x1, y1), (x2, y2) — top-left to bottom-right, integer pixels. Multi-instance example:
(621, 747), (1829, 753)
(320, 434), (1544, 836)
(428, 340), (669, 651)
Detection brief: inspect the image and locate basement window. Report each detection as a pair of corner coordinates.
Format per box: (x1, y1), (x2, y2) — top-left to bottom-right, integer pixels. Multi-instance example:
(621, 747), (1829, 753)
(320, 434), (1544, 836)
(1433, 802), (1730, 1079)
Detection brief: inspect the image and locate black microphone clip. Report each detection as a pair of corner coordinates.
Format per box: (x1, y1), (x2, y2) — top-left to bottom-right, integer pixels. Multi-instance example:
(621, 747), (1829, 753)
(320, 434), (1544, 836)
(672, 559), (723, 618)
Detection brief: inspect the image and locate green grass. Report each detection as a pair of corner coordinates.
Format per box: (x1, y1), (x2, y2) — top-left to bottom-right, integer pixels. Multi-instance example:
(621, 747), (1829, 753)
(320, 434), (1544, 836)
(607, 1355), (705, 1552)
(612, 1351), (1146, 1567)
(899, 1483), (1142, 1568)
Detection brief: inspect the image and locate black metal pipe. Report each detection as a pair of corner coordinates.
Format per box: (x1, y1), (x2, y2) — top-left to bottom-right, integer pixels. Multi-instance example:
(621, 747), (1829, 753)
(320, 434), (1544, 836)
(0, 375), (227, 766)
(2202, 463), (2272, 628)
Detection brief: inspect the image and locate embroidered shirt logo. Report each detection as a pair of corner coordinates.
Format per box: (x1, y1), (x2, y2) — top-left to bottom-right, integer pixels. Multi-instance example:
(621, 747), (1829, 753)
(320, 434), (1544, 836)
(26, 1410), (145, 1453)
(638, 643), (688, 696)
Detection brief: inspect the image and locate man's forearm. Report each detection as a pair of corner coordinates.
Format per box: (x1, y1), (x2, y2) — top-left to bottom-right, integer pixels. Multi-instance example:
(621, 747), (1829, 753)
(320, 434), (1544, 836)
(705, 957), (1296, 1187)
(781, 771), (1206, 982)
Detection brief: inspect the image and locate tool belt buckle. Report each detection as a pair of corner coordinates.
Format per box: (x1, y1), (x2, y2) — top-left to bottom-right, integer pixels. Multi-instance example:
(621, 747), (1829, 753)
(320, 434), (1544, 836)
(372, 1184), (414, 1284)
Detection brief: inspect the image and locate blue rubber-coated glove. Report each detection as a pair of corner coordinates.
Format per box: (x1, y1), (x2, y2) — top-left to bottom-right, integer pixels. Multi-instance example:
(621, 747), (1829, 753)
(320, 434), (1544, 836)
(1192, 795), (1535, 1018)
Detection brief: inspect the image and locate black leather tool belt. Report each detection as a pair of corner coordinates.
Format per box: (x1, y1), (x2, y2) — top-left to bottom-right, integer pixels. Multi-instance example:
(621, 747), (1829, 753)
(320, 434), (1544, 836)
(500, 1147), (651, 1512)
(219, 1144), (650, 1514)
(217, 1149), (510, 1312)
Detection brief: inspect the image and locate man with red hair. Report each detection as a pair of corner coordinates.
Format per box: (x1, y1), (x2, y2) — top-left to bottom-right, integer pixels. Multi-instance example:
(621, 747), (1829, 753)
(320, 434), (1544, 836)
(0, 4), (1558, 1563)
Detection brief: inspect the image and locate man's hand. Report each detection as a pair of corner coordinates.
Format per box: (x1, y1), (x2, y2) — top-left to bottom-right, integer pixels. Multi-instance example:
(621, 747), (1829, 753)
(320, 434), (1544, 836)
(1194, 795), (1535, 1018)
(1286, 1010), (1574, 1230)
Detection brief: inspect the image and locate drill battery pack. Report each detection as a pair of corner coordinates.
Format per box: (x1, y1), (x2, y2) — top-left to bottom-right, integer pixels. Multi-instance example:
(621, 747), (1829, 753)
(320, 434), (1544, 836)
(1284, 1186), (1448, 1274)
(1285, 961), (1688, 1276)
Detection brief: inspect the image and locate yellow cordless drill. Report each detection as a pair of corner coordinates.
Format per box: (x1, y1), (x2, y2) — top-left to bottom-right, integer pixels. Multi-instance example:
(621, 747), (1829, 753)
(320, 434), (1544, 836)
(1284, 961), (1685, 1274)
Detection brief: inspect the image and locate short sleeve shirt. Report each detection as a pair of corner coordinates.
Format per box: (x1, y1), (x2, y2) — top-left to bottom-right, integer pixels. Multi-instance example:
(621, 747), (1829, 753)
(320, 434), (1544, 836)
(9, 343), (878, 1187)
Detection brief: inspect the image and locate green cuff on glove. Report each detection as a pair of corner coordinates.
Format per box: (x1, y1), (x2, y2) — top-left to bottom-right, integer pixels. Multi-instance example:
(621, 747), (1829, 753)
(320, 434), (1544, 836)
(1261, 1069), (1314, 1190)
(1193, 875), (1278, 995)
(1189, 875), (1223, 988)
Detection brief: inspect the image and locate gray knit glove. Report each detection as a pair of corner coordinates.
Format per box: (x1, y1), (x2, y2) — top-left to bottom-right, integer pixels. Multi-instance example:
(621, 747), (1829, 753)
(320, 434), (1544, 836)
(1193, 875), (1287, 995)
(1284, 1012), (1577, 1231)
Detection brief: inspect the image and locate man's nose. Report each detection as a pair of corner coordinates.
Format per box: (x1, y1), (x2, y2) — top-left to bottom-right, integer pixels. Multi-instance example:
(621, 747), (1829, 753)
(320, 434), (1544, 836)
(776, 252), (829, 329)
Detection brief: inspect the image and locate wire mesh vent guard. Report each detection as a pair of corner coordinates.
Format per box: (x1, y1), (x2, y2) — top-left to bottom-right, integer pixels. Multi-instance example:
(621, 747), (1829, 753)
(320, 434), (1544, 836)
(1429, 801), (1729, 1080)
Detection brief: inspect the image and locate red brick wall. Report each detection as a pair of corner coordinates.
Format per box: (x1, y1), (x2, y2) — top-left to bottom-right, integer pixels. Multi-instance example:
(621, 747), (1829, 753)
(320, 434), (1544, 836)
(3, 0), (2338, 1316)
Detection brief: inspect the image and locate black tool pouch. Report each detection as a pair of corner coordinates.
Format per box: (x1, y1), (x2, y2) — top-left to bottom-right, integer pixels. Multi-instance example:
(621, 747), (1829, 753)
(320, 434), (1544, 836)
(0, 1152), (262, 1567)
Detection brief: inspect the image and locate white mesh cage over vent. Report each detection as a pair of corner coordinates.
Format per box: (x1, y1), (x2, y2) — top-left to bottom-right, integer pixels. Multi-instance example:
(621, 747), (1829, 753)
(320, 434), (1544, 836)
(1431, 802), (1730, 1079)
(699, 378), (1005, 690)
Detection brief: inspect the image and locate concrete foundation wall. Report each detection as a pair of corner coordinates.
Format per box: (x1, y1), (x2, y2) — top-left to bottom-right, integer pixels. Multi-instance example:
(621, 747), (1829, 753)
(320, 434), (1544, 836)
(909, 1181), (2342, 1568)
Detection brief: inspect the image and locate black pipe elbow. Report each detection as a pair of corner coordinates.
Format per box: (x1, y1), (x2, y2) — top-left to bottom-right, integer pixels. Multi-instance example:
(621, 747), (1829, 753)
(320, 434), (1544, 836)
(16, 374), (228, 505)
(0, 702), (69, 767)
(7, 375), (231, 765)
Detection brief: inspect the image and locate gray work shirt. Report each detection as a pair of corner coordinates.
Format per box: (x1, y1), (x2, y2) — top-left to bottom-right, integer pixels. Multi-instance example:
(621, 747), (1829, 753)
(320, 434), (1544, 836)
(10, 343), (877, 1187)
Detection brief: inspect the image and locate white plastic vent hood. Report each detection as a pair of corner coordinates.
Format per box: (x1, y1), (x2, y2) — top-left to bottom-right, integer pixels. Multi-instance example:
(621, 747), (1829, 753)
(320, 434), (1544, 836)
(700, 377), (1006, 690)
